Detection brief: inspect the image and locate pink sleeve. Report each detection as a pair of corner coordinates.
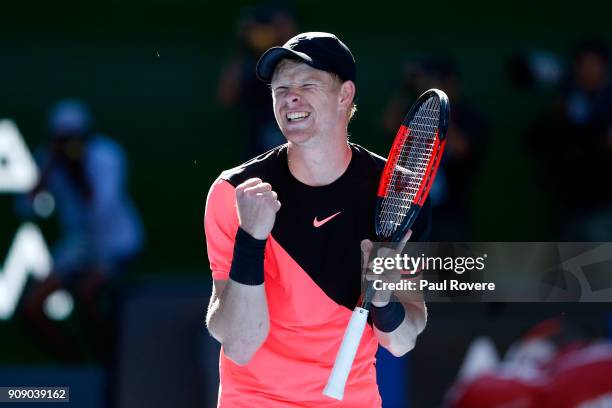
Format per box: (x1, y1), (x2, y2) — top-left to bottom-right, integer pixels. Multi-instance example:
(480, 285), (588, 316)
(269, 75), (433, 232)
(204, 178), (239, 281)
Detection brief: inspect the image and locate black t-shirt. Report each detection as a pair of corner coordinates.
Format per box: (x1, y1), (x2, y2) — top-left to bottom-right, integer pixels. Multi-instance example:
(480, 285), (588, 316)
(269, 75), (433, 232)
(220, 142), (431, 309)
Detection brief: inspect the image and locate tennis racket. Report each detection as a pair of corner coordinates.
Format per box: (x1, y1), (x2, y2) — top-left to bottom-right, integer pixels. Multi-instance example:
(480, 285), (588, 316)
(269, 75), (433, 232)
(323, 88), (449, 400)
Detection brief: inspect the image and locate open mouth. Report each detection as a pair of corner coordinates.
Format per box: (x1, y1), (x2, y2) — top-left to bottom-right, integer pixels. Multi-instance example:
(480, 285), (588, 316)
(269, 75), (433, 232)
(286, 111), (311, 122)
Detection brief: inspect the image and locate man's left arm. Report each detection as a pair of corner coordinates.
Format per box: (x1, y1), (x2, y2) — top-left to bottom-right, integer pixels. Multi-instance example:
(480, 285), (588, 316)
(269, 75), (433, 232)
(369, 199), (430, 356)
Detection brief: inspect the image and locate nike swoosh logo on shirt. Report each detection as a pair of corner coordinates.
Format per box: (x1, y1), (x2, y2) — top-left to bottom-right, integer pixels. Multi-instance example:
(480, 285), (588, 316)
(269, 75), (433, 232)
(313, 211), (342, 228)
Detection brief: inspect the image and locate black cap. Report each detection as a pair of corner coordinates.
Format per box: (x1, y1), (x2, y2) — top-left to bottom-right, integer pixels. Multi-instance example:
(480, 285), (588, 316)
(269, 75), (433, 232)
(256, 32), (356, 83)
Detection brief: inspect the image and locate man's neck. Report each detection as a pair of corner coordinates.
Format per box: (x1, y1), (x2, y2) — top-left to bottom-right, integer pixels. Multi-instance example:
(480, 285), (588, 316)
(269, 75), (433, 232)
(287, 136), (352, 187)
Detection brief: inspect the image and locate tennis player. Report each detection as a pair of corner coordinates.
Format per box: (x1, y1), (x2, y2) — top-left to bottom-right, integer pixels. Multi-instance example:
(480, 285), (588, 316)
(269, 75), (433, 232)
(205, 32), (429, 407)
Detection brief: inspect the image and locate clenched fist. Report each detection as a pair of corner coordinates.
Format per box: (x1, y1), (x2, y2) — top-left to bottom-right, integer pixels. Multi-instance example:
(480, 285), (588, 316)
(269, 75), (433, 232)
(236, 178), (282, 240)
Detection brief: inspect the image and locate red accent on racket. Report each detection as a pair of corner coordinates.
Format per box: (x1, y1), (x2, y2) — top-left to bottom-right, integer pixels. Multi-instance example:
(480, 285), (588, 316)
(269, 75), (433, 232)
(375, 88), (449, 242)
(377, 125), (410, 198)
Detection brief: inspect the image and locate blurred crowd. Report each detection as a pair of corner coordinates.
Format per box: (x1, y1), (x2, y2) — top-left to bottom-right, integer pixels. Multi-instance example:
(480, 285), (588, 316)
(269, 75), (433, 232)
(9, 99), (144, 407)
(522, 39), (612, 241)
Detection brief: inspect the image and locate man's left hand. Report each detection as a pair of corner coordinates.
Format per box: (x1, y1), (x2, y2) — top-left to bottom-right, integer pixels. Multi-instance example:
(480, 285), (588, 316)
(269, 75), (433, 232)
(361, 229), (413, 307)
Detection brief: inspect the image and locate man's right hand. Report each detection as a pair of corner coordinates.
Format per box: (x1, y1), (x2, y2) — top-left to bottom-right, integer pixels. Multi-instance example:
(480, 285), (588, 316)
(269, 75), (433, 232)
(235, 178), (281, 240)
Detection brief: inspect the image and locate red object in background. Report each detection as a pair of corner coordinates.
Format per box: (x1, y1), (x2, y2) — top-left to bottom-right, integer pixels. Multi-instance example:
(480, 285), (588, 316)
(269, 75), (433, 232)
(448, 343), (612, 408)
(542, 343), (612, 408)
(447, 370), (545, 408)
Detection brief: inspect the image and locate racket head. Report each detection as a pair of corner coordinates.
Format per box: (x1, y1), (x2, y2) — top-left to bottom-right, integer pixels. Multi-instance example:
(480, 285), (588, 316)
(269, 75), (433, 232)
(375, 88), (449, 242)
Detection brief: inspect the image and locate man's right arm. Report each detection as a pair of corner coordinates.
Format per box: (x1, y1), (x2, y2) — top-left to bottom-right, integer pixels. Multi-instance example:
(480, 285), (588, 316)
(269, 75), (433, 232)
(205, 177), (281, 366)
(206, 278), (269, 366)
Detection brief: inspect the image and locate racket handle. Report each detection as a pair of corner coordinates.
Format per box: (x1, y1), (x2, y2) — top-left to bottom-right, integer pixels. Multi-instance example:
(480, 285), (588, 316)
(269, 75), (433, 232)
(323, 307), (369, 400)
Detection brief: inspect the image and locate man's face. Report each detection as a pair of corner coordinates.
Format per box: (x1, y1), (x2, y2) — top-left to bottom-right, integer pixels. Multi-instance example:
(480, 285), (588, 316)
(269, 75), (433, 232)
(271, 60), (343, 144)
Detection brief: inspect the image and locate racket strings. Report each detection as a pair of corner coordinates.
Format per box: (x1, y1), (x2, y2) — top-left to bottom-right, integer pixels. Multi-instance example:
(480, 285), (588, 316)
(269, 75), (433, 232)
(393, 99), (438, 191)
(378, 96), (440, 238)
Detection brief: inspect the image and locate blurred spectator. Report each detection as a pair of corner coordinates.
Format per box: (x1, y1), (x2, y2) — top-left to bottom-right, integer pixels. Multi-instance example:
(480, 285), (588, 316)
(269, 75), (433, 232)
(381, 57), (489, 240)
(217, 5), (297, 158)
(526, 39), (612, 240)
(507, 50), (565, 90)
(17, 99), (144, 364)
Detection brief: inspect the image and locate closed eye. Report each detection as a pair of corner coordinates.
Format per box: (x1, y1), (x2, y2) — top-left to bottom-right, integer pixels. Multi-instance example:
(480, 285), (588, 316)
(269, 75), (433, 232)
(273, 86), (289, 94)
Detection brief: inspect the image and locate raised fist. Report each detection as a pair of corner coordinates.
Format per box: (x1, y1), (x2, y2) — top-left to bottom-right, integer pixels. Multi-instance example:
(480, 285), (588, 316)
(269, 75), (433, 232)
(235, 178), (282, 240)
